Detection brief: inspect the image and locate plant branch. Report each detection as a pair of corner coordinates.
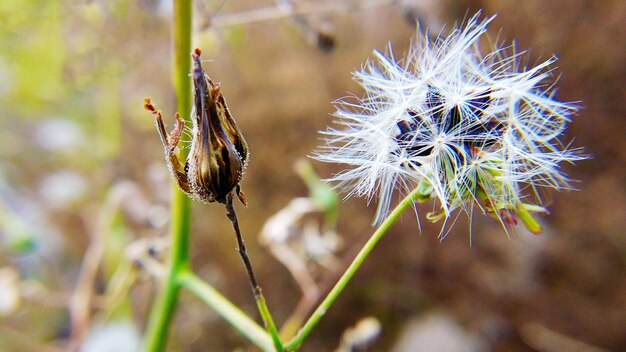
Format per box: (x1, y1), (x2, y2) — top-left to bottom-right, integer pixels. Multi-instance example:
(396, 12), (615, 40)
(142, 0), (193, 351)
(285, 187), (421, 350)
(224, 194), (283, 351)
(224, 194), (260, 291)
(177, 271), (275, 351)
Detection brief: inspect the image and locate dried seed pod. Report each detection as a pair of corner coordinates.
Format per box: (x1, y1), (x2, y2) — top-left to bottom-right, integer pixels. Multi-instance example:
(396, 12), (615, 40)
(147, 50), (261, 300)
(145, 48), (249, 205)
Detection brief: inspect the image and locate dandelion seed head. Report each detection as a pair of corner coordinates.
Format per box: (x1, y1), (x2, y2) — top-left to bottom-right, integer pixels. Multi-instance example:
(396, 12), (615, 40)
(313, 12), (586, 234)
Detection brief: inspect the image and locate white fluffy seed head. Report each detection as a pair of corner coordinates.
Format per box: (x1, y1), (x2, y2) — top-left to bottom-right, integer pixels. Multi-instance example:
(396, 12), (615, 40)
(314, 12), (585, 233)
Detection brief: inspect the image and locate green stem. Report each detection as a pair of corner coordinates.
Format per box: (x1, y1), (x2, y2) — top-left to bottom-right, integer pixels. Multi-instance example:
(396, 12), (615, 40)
(142, 0), (192, 351)
(142, 192), (191, 352)
(285, 187), (421, 350)
(254, 291), (283, 351)
(178, 271), (276, 351)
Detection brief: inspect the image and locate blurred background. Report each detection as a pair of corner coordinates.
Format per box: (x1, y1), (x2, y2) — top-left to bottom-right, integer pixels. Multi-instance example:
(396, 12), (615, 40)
(0, 0), (624, 351)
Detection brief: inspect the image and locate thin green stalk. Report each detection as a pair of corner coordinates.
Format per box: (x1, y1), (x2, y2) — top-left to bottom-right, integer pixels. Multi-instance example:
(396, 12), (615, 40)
(177, 271), (276, 351)
(142, 192), (191, 352)
(254, 291), (283, 351)
(285, 187), (422, 350)
(142, 0), (192, 351)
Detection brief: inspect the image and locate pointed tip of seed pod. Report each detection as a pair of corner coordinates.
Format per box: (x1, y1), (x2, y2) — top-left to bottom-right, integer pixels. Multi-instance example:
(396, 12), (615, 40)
(238, 191), (248, 207)
(235, 185), (248, 206)
(144, 97), (156, 112)
(192, 48), (204, 75)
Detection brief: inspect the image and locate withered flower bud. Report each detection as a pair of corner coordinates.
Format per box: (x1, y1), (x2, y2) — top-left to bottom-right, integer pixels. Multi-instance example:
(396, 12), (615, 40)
(145, 48), (249, 205)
